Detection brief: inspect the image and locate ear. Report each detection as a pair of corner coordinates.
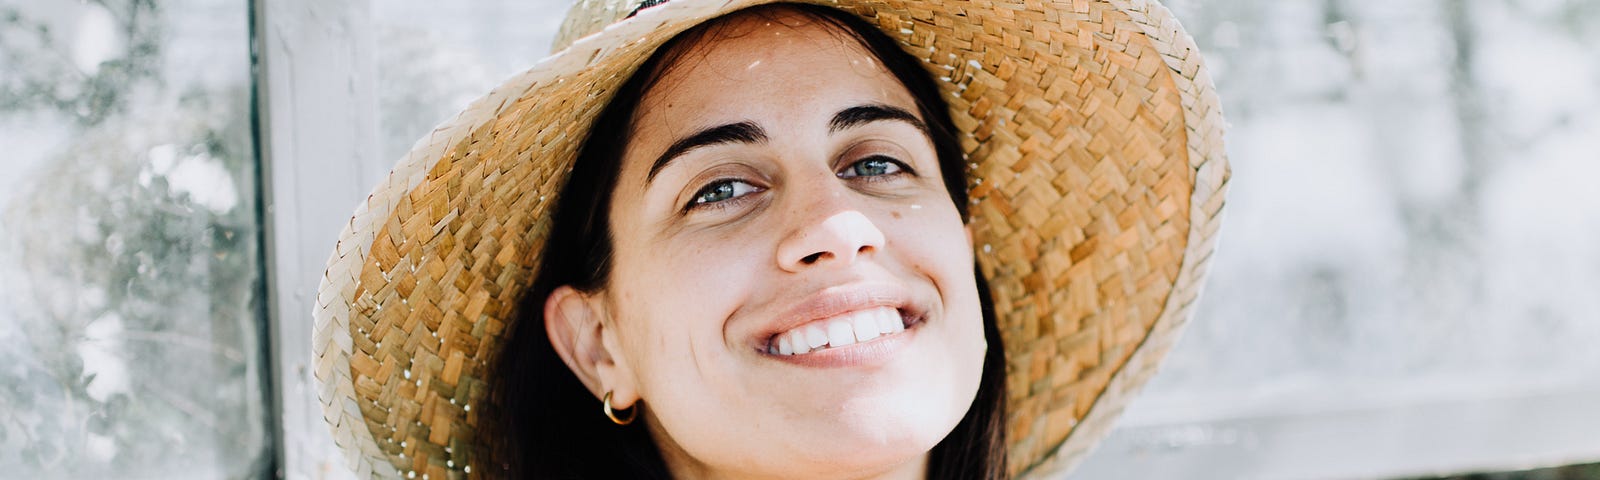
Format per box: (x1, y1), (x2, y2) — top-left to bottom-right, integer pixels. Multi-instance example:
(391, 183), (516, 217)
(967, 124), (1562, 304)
(543, 285), (641, 409)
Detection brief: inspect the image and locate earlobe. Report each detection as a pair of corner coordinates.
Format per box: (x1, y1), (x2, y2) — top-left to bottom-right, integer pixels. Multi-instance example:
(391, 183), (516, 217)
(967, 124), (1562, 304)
(543, 286), (640, 408)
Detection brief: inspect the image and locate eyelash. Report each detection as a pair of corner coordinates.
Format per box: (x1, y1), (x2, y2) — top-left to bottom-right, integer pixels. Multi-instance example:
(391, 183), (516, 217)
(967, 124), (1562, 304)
(684, 155), (916, 212)
(686, 179), (764, 211)
(837, 155), (913, 181)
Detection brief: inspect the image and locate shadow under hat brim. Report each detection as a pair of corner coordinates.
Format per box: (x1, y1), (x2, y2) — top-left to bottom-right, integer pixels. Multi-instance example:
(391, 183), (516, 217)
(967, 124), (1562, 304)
(313, 0), (1230, 478)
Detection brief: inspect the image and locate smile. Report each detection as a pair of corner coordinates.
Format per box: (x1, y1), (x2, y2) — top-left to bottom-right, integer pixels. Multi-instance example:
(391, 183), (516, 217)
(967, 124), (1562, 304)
(767, 306), (917, 355)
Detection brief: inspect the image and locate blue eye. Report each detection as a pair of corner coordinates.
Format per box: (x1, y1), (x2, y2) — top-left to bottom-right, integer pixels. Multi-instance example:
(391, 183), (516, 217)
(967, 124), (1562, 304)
(839, 156), (906, 178)
(689, 179), (761, 207)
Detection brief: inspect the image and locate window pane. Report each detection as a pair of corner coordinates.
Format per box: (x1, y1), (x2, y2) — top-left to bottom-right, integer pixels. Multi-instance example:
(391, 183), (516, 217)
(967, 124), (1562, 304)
(1077, 0), (1600, 476)
(1137, 0), (1600, 416)
(374, 0), (563, 165)
(0, 0), (268, 478)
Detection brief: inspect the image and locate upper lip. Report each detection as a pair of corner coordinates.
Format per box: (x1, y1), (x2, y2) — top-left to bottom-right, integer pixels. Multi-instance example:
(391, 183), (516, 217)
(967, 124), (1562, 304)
(754, 282), (922, 351)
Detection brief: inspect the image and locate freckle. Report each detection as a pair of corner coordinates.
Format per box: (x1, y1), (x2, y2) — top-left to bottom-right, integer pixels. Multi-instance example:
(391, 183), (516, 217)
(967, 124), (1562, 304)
(892, 211), (902, 219)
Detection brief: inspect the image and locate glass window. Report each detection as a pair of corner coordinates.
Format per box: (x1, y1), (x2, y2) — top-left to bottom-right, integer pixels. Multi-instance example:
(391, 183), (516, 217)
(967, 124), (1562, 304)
(374, 0), (563, 164)
(1136, 0), (1600, 415)
(0, 0), (269, 477)
(1076, 0), (1600, 477)
(6, 0), (1594, 477)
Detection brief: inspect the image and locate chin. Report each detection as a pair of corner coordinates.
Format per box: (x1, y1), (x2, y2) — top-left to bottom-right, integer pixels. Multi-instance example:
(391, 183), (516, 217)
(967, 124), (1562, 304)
(783, 381), (967, 474)
(784, 428), (939, 479)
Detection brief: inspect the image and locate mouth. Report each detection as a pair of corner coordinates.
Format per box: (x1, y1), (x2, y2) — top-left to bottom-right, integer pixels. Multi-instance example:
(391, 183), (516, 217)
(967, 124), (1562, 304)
(765, 306), (923, 356)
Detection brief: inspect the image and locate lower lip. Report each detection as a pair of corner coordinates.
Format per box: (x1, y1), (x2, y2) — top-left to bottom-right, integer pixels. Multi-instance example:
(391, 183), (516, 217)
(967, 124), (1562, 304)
(762, 317), (923, 369)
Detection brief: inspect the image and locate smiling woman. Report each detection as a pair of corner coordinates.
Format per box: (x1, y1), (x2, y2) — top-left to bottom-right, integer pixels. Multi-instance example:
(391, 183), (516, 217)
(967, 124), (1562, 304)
(311, 0), (1228, 479)
(499, 10), (998, 476)
(515, 8), (995, 478)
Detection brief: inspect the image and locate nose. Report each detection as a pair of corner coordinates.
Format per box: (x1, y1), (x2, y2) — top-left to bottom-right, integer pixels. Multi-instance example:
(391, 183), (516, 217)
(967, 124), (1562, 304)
(776, 209), (886, 272)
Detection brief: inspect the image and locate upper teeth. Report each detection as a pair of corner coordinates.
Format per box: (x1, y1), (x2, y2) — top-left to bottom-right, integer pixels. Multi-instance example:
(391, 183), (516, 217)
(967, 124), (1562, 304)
(771, 306), (906, 355)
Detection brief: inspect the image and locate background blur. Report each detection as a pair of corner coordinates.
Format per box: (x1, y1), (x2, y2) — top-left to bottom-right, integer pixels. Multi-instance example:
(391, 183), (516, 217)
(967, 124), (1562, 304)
(1, 0), (1595, 479)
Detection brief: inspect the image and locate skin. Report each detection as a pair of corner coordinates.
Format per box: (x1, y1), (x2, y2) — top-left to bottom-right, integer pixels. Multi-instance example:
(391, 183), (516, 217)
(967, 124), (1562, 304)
(545, 8), (986, 480)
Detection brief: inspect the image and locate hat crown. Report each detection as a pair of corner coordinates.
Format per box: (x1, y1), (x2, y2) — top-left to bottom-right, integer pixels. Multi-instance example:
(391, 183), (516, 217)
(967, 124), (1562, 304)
(553, 0), (647, 53)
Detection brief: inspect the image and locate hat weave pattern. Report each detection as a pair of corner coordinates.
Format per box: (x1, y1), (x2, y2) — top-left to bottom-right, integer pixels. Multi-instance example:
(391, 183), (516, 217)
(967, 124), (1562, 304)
(312, 0), (1228, 478)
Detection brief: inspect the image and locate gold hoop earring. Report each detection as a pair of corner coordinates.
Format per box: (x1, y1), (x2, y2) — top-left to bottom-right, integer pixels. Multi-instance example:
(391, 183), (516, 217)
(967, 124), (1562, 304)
(602, 391), (637, 425)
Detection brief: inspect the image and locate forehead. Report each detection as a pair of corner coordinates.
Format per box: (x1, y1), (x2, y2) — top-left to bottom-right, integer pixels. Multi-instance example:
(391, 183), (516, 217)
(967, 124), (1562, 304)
(631, 9), (912, 127)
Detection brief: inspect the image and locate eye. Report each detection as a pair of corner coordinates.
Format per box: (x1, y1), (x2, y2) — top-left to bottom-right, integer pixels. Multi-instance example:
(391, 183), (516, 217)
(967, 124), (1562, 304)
(688, 179), (762, 208)
(838, 155), (908, 178)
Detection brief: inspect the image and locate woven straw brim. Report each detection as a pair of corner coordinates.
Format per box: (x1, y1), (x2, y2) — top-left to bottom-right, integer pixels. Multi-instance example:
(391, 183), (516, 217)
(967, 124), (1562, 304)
(312, 0), (1229, 478)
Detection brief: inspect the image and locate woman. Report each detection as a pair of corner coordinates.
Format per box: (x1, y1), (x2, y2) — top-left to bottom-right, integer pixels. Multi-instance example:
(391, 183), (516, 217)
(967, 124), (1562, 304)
(312, 1), (1228, 479)
(497, 5), (1001, 478)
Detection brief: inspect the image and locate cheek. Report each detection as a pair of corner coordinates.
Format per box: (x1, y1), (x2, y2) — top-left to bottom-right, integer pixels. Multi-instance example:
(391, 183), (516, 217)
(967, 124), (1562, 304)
(887, 200), (986, 350)
(886, 202), (974, 283)
(604, 232), (781, 463)
(606, 230), (767, 377)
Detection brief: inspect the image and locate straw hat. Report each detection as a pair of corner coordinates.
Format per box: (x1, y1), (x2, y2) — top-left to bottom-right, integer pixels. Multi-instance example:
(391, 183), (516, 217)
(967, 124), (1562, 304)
(312, 0), (1228, 478)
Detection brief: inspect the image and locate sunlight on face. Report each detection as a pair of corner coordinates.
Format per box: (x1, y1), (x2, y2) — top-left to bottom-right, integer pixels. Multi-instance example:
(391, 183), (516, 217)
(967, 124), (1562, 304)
(599, 9), (986, 479)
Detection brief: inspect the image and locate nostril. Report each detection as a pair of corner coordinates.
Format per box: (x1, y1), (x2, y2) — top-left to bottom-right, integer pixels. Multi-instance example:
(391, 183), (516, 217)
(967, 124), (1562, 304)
(778, 210), (885, 271)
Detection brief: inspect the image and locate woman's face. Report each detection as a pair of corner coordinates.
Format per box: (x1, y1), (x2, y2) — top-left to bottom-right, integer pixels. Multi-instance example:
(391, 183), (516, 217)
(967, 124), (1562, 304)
(592, 10), (985, 479)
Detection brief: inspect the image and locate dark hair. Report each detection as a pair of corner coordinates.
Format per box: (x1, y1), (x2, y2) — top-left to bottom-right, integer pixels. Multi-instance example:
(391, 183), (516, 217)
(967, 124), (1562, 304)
(485, 4), (1007, 478)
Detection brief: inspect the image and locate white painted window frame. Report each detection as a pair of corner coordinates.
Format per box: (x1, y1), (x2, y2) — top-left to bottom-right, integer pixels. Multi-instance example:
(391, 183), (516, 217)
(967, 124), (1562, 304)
(256, 0), (377, 478)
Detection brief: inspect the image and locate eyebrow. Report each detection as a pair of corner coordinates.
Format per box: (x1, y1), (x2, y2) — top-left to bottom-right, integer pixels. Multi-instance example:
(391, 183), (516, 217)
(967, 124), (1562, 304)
(644, 104), (928, 184)
(647, 121), (768, 183)
(829, 104), (927, 135)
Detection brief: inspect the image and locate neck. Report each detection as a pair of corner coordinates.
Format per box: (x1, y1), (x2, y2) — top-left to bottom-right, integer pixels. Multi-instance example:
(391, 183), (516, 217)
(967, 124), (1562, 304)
(663, 451), (929, 480)
(650, 420), (930, 480)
